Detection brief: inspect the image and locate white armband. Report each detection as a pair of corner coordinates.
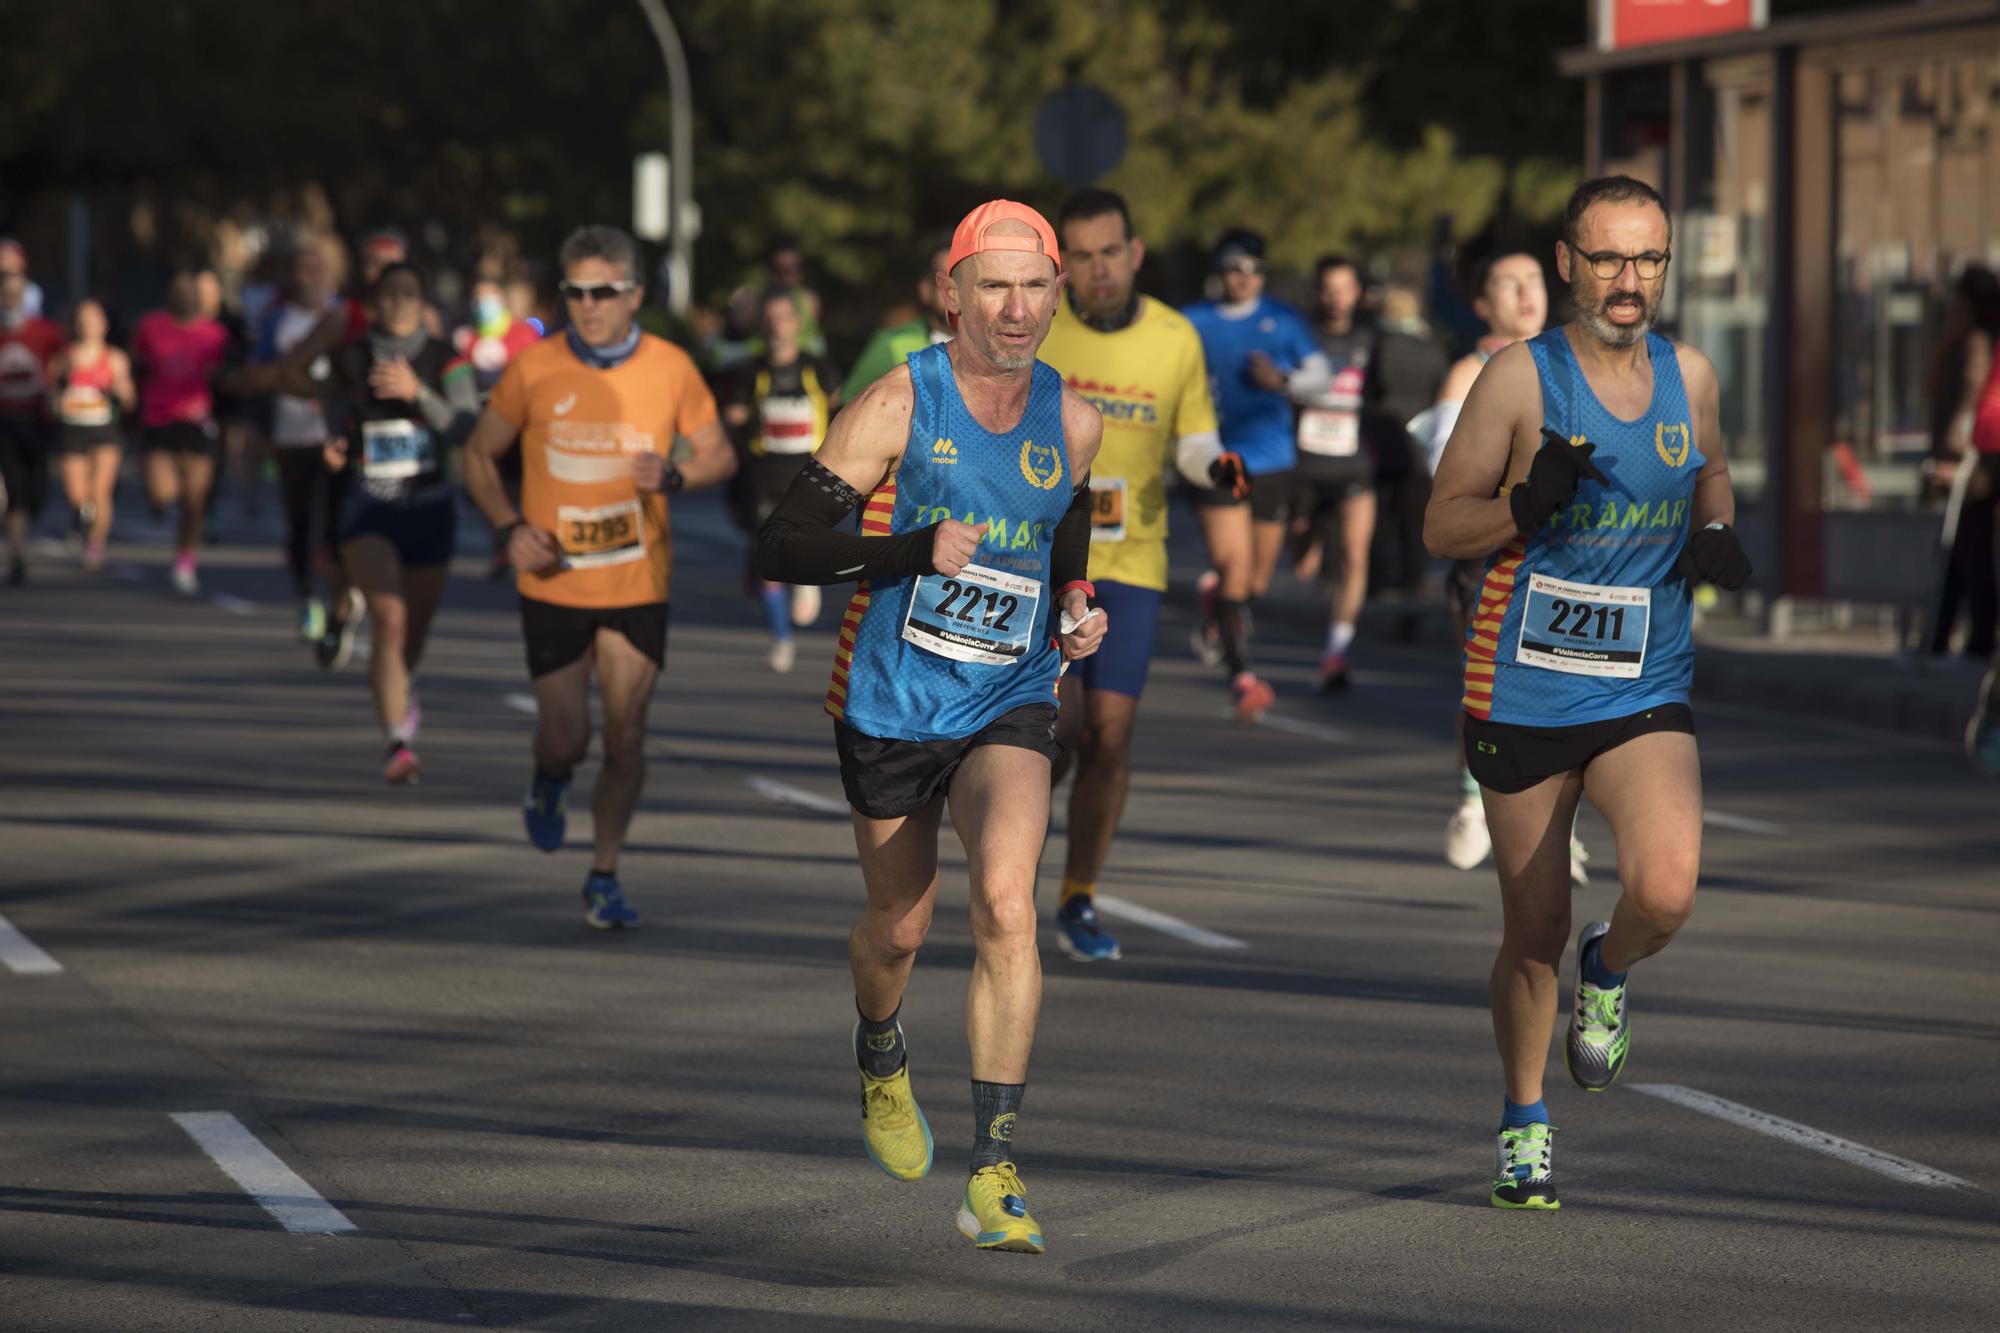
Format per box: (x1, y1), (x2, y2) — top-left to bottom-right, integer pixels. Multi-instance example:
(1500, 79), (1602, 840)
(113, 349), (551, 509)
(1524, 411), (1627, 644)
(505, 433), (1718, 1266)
(1174, 431), (1223, 488)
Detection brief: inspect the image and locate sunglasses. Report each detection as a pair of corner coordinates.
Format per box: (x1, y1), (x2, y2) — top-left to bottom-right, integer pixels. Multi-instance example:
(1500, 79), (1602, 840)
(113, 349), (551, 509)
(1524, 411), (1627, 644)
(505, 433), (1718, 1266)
(1222, 259), (1265, 277)
(560, 280), (636, 304)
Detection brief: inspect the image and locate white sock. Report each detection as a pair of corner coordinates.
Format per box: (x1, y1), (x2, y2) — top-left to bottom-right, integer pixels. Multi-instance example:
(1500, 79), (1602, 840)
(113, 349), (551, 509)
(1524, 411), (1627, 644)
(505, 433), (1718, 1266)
(1325, 621), (1355, 656)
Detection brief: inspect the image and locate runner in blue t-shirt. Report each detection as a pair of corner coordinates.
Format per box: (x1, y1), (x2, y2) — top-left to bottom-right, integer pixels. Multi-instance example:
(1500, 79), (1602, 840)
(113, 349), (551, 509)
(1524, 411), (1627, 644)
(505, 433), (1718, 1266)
(1183, 230), (1323, 720)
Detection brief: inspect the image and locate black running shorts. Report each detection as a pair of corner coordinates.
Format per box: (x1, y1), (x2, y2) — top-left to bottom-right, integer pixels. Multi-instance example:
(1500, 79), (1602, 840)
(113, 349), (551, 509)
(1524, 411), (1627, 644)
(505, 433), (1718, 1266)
(1190, 467), (1293, 523)
(519, 596), (668, 679)
(1464, 703), (1695, 795)
(835, 702), (1062, 819)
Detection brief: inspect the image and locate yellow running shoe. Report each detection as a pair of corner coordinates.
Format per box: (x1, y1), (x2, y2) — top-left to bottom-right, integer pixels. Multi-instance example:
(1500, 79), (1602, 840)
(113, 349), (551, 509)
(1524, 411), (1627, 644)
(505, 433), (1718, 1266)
(956, 1162), (1045, 1254)
(858, 1053), (933, 1182)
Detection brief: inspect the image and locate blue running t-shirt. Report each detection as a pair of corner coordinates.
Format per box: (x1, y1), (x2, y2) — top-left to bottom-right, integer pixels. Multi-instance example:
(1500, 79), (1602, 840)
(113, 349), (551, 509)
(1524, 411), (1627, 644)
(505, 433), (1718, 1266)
(1463, 329), (1703, 727)
(828, 344), (1073, 741)
(1182, 296), (1318, 476)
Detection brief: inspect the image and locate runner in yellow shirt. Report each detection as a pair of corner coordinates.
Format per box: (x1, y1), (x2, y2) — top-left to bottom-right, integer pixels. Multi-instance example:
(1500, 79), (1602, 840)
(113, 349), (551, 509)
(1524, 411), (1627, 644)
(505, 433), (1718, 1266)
(1037, 189), (1246, 962)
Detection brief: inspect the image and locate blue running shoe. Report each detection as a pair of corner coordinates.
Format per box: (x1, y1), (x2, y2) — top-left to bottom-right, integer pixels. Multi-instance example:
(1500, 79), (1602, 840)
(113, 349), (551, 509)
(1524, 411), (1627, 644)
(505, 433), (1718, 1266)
(582, 872), (639, 930)
(523, 771), (569, 852)
(1055, 897), (1121, 963)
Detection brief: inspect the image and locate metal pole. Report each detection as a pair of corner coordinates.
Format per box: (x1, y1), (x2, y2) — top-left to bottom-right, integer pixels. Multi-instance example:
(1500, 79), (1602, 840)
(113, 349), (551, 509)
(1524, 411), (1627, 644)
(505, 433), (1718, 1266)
(634, 0), (693, 316)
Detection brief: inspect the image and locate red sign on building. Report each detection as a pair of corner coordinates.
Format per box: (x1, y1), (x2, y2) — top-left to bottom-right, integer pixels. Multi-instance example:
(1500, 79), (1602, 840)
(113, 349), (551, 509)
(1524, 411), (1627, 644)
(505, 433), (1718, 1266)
(1598, 0), (1767, 50)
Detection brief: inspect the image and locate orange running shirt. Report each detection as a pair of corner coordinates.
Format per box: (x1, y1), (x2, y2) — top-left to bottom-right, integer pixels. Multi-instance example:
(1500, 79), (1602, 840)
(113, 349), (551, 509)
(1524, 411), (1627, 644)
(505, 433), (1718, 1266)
(489, 333), (719, 609)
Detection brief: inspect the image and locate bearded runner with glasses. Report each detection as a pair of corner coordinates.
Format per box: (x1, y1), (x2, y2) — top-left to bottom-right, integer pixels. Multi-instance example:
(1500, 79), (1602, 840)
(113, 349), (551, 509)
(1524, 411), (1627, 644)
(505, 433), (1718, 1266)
(464, 225), (736, 930)
(1425, 176), (1750, 1211)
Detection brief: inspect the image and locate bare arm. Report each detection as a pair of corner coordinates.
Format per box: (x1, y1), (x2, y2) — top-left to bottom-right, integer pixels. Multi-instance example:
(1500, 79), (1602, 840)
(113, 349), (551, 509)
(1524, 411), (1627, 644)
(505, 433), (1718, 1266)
(1680, 344), (1734, 530)
(110, 349), (137, 412)
(461, 404), (525, 529)
(806, 364), (916, 495)
(1061, 383), (1104, 481)
(1423, 341), (1538, 559)
(673, 420), (736, 491)
(1947, 330), (1992, 459)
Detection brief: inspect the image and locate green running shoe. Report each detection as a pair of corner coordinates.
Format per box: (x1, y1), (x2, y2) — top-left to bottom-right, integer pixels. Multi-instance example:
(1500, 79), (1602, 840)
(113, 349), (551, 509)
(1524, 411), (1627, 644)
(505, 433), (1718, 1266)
(1565, 919), (1629, 1092)
(1491, 1121), (1559, 1210)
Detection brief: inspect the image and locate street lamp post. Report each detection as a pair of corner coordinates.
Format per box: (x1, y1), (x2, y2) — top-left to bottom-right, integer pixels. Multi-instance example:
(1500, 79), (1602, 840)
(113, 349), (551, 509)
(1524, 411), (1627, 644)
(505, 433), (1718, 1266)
(634, 0), (693, 316)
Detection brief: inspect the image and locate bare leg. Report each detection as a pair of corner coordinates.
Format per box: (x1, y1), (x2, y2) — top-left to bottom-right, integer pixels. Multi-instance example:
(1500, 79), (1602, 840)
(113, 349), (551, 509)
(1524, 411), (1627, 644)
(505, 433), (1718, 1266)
(176, 452), (216, 556)
(1248, 516), (1288, 598)
(1482, 770), (1584, 1105)
(531, 652), (594, 778)
(587, 627), (660, 872)
(950, 744), (1053, 1084)
(89, 445), (120, 549)
(1063, 688), (1139, 886)
(1332, 490), (1376, 628)
(341, 535), (410, 736)
(60, 453), (91, 519)
(1582, 731), (1703, 973)
(1196, 502), (1254, 602)
(849, 798), (945, 1022)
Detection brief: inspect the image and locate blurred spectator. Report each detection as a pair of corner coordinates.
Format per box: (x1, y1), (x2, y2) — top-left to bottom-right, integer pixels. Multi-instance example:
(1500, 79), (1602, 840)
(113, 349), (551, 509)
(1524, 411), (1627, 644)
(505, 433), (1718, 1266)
(0, 238), (66, 584)
(842, 240), (952, 402)
(764, 235), (827, 357)
(1368, 279), (1449, 598)
(1932, 265), (2000, 658)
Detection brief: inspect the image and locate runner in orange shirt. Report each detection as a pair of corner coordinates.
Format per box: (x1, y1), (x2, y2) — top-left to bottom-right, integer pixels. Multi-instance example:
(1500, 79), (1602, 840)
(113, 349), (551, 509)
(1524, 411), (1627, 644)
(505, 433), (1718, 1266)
(464, 225), (736, 929)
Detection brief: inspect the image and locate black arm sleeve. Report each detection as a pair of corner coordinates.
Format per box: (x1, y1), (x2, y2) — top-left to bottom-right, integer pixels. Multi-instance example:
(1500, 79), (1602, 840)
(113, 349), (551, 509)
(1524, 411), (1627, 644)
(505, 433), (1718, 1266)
(1049, 474), (1093, 592)
(755, 457), (940, 586)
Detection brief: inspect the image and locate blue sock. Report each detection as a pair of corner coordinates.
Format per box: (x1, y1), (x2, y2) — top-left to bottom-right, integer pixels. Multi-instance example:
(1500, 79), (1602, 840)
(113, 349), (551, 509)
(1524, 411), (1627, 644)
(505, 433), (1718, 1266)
(1580, 936), (1628, 988)
(1501, 1097), (1548, 1130)
(760, 585), (792, 641)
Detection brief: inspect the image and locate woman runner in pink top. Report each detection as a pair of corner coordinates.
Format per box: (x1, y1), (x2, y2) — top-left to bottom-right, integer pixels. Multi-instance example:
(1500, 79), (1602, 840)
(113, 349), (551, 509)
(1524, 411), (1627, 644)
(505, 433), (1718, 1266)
(132, 270), (230, 594)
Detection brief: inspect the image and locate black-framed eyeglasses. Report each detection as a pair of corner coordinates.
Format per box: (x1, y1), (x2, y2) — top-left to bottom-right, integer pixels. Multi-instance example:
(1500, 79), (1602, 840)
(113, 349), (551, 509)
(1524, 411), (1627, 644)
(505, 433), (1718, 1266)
(560, 280), (636, 304)
(1577, 249), (1670, 281)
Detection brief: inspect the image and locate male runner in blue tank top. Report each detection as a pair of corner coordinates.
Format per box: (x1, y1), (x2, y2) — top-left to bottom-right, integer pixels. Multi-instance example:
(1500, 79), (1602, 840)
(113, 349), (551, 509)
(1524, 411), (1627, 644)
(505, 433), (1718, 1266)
(758, 200), (1105, 1254)
(1425, 177), (1751, 1210)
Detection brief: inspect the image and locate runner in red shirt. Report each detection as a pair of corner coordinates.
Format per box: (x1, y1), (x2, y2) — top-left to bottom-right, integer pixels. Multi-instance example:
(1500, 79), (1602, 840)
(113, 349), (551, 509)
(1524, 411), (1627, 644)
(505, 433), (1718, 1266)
(1, 239), (67, 585)
(133, 270), (231, 595)
(47, 298), (137, 571)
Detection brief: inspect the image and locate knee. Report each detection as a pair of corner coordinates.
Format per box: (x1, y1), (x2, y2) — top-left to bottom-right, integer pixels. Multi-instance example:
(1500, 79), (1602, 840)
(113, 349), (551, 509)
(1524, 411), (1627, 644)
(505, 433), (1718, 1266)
(1502, 900), (1572, 966)
(1623, 860), (1699, 936)
(866, 898), (934, 960)
(539, 721), (591, 770)
(970, 886), (1038, 949)
(369, 599), (408, 645)
(1081, 721), (1132, 769)
(600, 717), (646, 768)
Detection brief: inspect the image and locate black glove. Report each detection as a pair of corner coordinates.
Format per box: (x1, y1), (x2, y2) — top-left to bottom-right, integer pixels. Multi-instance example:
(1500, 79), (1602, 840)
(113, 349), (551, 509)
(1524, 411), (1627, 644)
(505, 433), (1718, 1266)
(1510, 429), (1608, 534)
(1675, 522), (1752, 590)
(1209, 450), (1250, 499)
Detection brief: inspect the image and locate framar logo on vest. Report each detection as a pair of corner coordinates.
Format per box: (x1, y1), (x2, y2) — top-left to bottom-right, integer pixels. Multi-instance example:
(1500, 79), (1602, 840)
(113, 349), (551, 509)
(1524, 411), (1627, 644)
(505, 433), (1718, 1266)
(1020, 439), (1062, 490)
(932, 438), (958, 465)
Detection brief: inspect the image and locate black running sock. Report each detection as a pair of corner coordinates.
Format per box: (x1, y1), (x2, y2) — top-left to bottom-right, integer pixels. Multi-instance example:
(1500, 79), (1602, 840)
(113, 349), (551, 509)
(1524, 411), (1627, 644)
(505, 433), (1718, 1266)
(970, 1080), (1025, 1171)
(855, 1001), (906, 1079)
(1216, 598), (1252, 678)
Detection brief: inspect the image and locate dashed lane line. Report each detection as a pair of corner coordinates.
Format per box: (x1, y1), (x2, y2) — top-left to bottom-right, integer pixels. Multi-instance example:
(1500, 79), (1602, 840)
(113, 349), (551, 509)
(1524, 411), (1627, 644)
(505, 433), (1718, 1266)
(169, 1111), (360, 1234)
(1630, 1084), (1976, 1190)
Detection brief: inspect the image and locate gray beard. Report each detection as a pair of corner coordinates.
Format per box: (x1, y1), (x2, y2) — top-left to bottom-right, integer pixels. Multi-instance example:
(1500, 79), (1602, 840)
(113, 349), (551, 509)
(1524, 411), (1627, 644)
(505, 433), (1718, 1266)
(1577, 299), (1651, 349)
(988, 349), (1034, 372)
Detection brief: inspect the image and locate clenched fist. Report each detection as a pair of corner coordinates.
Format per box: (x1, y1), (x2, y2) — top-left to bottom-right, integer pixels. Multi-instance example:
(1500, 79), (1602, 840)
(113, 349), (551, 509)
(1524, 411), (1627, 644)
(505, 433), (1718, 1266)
(930, 518), (988, 577)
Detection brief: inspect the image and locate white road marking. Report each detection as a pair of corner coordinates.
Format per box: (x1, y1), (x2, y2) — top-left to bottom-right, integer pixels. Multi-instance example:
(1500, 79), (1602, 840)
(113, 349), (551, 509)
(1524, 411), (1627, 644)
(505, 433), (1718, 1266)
(1630, 1084), (1976, 1190)
(504, 693), (539, 715)
(169, 1111), (360, 1233)
(208, 593), (257, 617)
(0, 913), (63, 975)
(746, 776), (849, 816)
(1094, 894), (1249, 950)
(1703, 809), (1784, 836)
(1252, 711), (1353, 743)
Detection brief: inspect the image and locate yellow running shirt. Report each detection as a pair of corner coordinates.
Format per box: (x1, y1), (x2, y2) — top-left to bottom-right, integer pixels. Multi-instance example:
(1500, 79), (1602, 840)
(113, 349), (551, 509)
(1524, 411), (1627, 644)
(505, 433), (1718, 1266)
(1038, 295), (1216, 592)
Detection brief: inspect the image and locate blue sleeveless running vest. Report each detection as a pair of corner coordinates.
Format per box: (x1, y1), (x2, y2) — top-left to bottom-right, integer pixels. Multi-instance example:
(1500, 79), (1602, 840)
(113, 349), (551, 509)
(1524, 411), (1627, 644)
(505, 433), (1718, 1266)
(828, 343), (1071, 741)
(1463, 329), (1703, 727)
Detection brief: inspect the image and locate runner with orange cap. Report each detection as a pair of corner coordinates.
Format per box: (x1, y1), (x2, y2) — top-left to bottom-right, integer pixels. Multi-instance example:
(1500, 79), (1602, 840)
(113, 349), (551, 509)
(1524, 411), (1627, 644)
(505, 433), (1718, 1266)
(758, 198), (1105, 1255)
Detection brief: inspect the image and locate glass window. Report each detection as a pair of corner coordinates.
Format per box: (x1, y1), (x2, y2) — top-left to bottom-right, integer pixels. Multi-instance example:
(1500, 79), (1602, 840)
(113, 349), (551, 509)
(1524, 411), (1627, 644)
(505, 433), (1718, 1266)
(1678, 57), (1774, 502)
(1831, 43), (2000, 510)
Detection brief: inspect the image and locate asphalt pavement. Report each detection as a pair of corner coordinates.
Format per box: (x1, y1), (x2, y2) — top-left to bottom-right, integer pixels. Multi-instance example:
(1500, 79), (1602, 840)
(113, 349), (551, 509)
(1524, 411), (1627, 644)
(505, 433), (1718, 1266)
(2, 490), (1996, 1331)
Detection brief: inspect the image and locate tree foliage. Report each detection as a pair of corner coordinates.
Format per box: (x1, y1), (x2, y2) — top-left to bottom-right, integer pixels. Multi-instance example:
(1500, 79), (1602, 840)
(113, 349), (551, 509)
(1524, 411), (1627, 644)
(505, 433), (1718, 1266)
(0, 0), (1584, 328)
